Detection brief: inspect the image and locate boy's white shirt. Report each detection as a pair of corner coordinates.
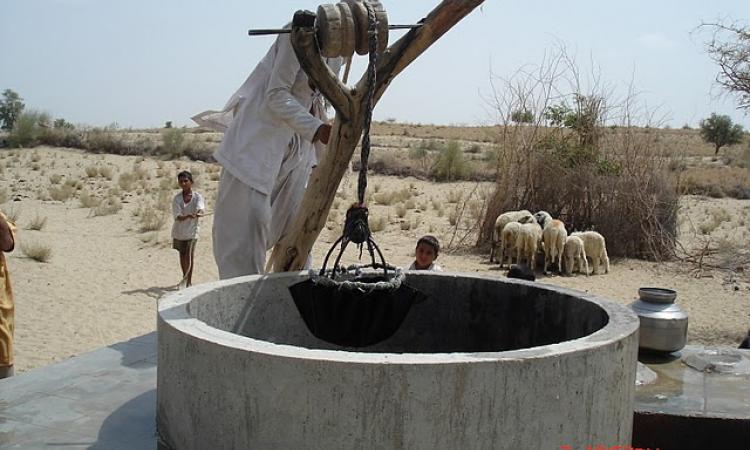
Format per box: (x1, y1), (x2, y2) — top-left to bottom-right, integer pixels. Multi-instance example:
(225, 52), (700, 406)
(407, 261), (443, 271)
(171, 191), (205, 240)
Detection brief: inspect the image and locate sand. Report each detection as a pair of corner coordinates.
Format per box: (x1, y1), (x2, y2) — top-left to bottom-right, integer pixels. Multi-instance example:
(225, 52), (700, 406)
(1, 147), (748, 373)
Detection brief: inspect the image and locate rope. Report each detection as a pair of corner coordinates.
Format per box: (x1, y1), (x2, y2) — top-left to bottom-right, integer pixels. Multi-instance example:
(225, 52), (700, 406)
(357, 1), (378, 205)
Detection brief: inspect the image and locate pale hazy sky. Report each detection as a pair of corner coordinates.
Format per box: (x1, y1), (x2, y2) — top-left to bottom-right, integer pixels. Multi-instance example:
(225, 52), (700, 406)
(1, 0), (748, 129)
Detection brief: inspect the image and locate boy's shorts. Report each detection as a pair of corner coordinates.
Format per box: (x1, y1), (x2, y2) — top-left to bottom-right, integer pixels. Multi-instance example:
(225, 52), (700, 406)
(172, 239), (197, 253)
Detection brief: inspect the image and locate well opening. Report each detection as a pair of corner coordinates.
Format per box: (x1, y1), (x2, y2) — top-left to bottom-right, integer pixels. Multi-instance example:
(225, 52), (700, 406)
(188, 272), (609, 353)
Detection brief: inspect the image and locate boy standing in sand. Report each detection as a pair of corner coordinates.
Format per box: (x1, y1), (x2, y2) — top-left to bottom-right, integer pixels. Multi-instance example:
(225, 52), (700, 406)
(408, 235), (443, 271)
(172, 171), (205, 288)
(0, 210), (16, 378)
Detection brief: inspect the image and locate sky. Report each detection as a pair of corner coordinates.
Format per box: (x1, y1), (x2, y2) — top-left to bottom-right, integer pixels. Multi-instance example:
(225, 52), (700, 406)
(1, 0), (748, 129)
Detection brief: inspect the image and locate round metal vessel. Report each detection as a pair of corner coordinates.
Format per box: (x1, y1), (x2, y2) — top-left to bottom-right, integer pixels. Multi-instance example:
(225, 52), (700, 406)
(631, 287), (688, 353)
(157, 272), (639, 450)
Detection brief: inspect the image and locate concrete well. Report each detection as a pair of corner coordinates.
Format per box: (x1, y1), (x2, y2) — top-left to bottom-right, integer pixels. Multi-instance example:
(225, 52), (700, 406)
(157, 271), (639, 450)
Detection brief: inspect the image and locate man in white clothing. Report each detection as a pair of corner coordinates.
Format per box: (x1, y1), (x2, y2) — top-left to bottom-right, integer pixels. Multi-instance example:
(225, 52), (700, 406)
(194, 28), (340, 279)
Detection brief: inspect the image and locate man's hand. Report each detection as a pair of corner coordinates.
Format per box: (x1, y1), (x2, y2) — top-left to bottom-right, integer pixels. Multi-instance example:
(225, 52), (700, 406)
(313, 123), (332, 145)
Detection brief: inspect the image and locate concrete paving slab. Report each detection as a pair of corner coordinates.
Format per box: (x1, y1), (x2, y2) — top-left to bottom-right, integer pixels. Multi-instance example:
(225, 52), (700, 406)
(0, 332), (158, 449)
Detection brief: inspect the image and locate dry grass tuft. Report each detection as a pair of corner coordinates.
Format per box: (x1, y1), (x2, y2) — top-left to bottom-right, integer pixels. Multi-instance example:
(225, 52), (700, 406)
(21, 241), (52, 262)
(78, 190), (101, 208)
(48, 185), (75, 202)
(136, 204), (168, 232)
(370, 216), (387, 233)
(85, 165), (99, 178)
(27, 214), (47, 231)
(93, 195), (123, 216)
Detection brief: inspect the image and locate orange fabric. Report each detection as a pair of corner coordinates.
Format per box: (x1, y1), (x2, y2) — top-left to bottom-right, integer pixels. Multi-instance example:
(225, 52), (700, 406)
(0, 211), (16, 368)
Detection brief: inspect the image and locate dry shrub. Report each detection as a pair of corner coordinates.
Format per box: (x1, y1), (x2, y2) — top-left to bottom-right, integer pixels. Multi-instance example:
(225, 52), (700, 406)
(5, 206), (21, 223)
(0, 188), (7, 204)
(678, 166), (750, 199)
(85, 128), (134, 155)
(27, 214), (47, 231)
(136, 204), (168, 232)
(99, 165), (114, 180)
(400, 220), (412, 231)
(93, 195), (122, 216)
(49, 174), (63, 184)
(48, 185), (75, 202)
(446, 190), (462, 204)
(480, 128), (677, 259)
(395, 204), (407, 218)
(118, 172), (136, 191)
(21, 240), (52, 262)
(85, 165), (99, 178)
(370, 216), (387, 232)
(78, 190), (101, 208)
(478, 47), (677, 260)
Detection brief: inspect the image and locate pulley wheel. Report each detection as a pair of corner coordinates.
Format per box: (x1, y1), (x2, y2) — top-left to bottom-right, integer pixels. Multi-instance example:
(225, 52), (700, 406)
(344, 0), (370, 55)
(369, 0), (389, 55)
(336, 2), (356, 58)
(316, 4), (343, 58)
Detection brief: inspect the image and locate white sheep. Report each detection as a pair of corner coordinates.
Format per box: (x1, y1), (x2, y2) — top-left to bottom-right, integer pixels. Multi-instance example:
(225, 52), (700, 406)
(515, 222), (542, 270)
(490, 209), (536, 263)
(535, 211), (568, 273)
(562, 235), (589, 276)
(496, 221), (522, 268)
(571, 231), (610, 275)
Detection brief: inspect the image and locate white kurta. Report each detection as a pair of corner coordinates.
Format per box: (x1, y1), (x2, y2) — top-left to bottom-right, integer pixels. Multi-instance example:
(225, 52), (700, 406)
(200, 31), (341, 278)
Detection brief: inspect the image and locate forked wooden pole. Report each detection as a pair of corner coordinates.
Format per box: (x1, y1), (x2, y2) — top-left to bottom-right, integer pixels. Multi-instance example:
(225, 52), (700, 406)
(268, 0), (485, 272)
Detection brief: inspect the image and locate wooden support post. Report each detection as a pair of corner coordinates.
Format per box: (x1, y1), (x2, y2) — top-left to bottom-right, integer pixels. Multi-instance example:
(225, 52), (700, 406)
(268, 0), (485, 272)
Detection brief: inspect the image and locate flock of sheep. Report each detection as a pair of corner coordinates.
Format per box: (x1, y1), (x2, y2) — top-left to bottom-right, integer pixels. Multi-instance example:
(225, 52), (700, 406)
(489, 210), (610, 277)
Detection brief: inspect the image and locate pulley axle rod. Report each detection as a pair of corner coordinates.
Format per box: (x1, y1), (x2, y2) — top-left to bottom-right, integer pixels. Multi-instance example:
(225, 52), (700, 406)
(248, 24), (420, 36)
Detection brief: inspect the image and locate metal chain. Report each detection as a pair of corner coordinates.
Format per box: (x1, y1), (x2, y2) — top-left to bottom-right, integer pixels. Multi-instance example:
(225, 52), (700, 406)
(357, 1), (378, 205)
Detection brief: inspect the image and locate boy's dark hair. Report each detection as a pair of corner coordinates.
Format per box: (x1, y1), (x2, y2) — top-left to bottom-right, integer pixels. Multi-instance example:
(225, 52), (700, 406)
(177, 171), (193, 182)
(417, 235), (440, 255)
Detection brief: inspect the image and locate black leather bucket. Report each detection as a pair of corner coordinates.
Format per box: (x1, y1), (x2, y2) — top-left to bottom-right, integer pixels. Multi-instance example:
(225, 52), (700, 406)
(289, 272), (425, 347)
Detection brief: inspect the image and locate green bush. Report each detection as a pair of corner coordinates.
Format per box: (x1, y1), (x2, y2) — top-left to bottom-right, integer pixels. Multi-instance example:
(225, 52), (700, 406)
(7, 110), (50, 148)
(432, 141), (470, 181)
(161, 128), (185, 158)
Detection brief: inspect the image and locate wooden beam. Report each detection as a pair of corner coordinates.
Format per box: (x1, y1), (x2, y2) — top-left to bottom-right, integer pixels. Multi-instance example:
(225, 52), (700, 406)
(268, 0), (485, 272)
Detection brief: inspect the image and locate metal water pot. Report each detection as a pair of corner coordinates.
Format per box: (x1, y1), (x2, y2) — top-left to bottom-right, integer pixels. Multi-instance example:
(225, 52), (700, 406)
(630, 287), (688, 353)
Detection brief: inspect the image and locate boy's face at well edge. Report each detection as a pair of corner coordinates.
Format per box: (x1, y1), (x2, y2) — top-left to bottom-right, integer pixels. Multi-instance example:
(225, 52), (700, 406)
(415, 242), (437, 268)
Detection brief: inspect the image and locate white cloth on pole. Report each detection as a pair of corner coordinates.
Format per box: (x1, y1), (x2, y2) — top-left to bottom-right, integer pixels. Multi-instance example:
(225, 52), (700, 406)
(171, 191), (205, 240)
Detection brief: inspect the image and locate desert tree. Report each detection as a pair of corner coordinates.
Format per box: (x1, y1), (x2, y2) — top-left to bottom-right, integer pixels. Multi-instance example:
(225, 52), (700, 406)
(700, 21), (750, 111)
(699, 113), (744, 155)
(0, 89), (25, 130)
